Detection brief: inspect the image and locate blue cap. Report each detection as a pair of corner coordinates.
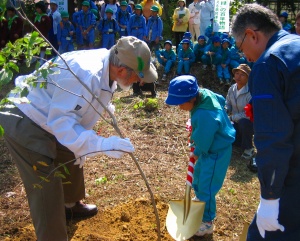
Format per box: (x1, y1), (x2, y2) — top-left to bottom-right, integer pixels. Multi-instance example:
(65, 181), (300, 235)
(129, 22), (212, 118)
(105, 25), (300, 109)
(221, 38), (230, 45)
(183, 31), (192, 39)
(212, 36), (221, 43)
(198, 35), (205, 41)
(283, 23), (292, 31)
(165, 75), (199, 105)
(164, 40), (173, 46)
(180, 39), (190, 44)
(279, 11), (288, 18)
(221, 33), (228, 39)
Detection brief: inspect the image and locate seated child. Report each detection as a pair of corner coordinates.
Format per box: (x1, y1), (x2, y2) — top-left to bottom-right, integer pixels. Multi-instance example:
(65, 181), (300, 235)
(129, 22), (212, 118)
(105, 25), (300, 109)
(217, 38), (231, 85)
(157, 40), (177, 81)
(201, 36), (222, 70)
(177, 39), (195, 76)
(165, 75), (235, 237)
(193, 35), (206, 63)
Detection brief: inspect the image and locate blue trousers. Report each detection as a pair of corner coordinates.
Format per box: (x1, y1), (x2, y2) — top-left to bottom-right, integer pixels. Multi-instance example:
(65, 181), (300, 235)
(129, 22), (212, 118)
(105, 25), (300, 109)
(157, 58), (174, 74)
(230, 59), (246, 68)
(192, 145), (232, 222)
(119, 29), (128, 37)
(102, 33), (115, 49)
(201, 54), (222, 65)
(59, 39), (74, 54)
(177, 60), (193, 75)
(233, 118), (253, 150)
(217, 64), (231, 79)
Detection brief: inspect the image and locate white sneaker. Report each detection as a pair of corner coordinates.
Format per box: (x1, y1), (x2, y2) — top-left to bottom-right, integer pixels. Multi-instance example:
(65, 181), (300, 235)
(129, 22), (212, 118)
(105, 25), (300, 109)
(241, 148), (254, 159)
(212, 64), (216, 70)
(195, 221), (214, 236)
(202, 65), (207, 70)
(162, 74), (167, 81)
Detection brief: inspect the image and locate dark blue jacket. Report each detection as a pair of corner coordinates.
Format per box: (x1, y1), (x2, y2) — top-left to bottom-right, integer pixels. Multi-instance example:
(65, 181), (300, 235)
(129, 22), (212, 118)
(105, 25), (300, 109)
(249, 30), (300, 199)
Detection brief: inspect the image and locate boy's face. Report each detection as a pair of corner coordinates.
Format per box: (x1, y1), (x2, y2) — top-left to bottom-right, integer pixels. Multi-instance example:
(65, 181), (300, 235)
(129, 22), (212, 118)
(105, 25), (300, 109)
(182, 43), (189, 50)
(63, 17), (69, 21)
(7, 10), (15, 17)
(222, 42), (229, 49)
(198, 39), (205, 45)
(82, 6), (89, 12)
(135, 9), (141, 15)
(151, 11), (158, 16)
(165, 43), (171, 51)
(106, 12), (113, 19)
(35, 8), (42, 14)
(213, 42), (221, 47)
(121, 5), (127, 11)
(179, 98), (196, 111)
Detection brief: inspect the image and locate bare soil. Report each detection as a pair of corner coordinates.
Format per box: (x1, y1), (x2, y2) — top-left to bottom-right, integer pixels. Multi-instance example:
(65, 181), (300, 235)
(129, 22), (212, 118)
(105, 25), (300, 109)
(0, 64), (260, 241)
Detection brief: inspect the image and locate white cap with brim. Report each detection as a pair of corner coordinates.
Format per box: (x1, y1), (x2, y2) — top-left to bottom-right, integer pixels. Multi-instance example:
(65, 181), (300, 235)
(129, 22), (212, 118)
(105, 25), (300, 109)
(114, 36), (158, 83)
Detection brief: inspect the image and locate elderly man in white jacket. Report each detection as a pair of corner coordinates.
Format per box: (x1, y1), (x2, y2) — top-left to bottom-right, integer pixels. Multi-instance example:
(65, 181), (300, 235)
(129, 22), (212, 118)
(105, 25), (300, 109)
(0, 36), (157, 241)
(195, 0), (214, 39)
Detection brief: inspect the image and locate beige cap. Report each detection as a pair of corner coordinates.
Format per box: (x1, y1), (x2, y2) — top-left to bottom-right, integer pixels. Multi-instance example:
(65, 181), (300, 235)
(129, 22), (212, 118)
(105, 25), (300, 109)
(114, 36), (158, 83)
(232, 64), (251, 76)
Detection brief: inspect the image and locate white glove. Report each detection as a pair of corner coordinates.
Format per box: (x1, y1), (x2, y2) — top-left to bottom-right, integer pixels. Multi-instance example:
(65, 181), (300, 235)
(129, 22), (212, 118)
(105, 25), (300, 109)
(101, 136), (134, 158)
(256, 197), (285, 238)
(74, 156), (87, 168)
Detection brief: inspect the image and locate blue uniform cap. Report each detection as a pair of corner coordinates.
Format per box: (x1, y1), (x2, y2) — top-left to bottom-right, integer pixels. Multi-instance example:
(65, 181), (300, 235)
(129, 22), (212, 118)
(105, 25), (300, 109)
(279, 11), (288, 18)
(183, 31), (192, 39)
(221, 38), (230, 45)
(164, 40), (173, 46)
(212, 36), (221, 43)
(180, 39), (190, 44)
(198, 35), (205, 40)
(165, 75), (199, 105)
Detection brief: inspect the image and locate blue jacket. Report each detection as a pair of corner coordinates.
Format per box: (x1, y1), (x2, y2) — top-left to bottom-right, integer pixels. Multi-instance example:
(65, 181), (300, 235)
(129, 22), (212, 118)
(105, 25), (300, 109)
(203, 43), (221, 57)
(127, 14), (146, 37)
(77, 10), (96, 30)
(98, 18), (119, 34)
(220, 47), (230, 65)
(157, 49), (176, 63)
(57, 20), (75, 41)
(178, 47), (195, 63)
(116, 9), (130, 27)
(146, 16), (163, 42)
(249, 30), (300, 199)
(190, 88), (235, 157)
(229, 45), (245, 62)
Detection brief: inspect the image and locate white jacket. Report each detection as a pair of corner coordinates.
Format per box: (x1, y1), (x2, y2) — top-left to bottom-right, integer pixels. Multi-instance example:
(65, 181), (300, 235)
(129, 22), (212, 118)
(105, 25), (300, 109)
(49, 10), (61, 35)
(196, 0), (214, 21)
(188, 2), (200, 25)
(13, 49), (117, 160)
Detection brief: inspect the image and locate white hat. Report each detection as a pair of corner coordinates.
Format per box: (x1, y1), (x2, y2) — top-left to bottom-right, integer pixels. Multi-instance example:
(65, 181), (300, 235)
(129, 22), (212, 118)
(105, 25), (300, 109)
(50, 0), (58, 5)
(114, 36), (158, 83)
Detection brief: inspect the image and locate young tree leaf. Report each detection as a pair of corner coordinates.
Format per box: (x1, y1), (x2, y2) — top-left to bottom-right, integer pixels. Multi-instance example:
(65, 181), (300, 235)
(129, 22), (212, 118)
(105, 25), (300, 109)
(33, 183), (43, 189)
(0, 125), (4, 137)
(37, 161), (49, 167)
(62, 181), (72, 185)
(39, 176), (50, 182)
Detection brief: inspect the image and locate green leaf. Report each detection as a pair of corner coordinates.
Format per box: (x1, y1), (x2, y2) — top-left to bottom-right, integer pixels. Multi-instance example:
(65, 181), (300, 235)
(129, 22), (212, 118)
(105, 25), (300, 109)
(20, 87), (29, 97)
(39, 176), (50, 182)
(8, 61), (19, 72)
(35, 61), (41, 70)
(62, 181), (72, 185)
(0, 68), (13, 85)
(0, 125), (4, 137)
(41, 69), (48, 79)
(58, 163), (71, 175)
(54, 171), (66, 179)
(0, 54), (6, 65)
(33, 183), (43, 189)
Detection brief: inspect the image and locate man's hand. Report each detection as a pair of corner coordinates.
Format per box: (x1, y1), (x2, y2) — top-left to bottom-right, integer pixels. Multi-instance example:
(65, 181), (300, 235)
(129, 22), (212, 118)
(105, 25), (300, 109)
(256, 197), (285, 238)
(101, 136), (135, 158)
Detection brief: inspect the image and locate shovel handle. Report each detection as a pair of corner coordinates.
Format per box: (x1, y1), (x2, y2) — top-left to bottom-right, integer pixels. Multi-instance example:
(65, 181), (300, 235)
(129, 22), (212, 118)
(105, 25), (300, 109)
(186, 146), (196, 187)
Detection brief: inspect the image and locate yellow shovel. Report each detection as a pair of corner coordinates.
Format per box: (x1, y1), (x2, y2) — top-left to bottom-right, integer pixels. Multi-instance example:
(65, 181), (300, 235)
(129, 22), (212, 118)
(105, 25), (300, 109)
(166, 148), (205, 241)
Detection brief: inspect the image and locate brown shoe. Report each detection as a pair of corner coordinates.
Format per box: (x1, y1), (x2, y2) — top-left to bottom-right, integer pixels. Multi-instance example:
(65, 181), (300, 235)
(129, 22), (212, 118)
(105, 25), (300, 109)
(65, 201), (98, 219)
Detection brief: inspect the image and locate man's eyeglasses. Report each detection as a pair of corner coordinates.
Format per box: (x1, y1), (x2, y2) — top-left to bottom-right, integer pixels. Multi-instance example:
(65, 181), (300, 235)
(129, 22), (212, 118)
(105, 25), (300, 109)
(238, 33), (247, 51)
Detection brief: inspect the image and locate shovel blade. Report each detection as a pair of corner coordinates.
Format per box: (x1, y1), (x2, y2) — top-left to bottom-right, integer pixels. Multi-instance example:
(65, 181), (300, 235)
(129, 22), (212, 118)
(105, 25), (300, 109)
(166, 200), (205, 241)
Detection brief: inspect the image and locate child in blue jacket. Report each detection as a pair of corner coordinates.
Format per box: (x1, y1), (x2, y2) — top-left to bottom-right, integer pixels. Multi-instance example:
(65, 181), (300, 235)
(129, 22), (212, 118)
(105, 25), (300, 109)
(145, 5), (163, 56)
(193, 35), (206, 62)
(98, 8), (119, 49)
(57, 11), (75, 54)
(201, 36), (222, 70)
(177, 39), (195, 75)
(217, 38), (231, 85)
(127, 4), (146, 40)
(165, 75), (235, 237)
(157, 40), (177, 81)
(116, 1), (130, 37)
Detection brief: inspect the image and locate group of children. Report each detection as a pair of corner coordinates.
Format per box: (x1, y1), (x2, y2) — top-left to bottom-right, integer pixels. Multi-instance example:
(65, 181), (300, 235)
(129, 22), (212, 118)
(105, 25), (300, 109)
(156, 31), (251, 86)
